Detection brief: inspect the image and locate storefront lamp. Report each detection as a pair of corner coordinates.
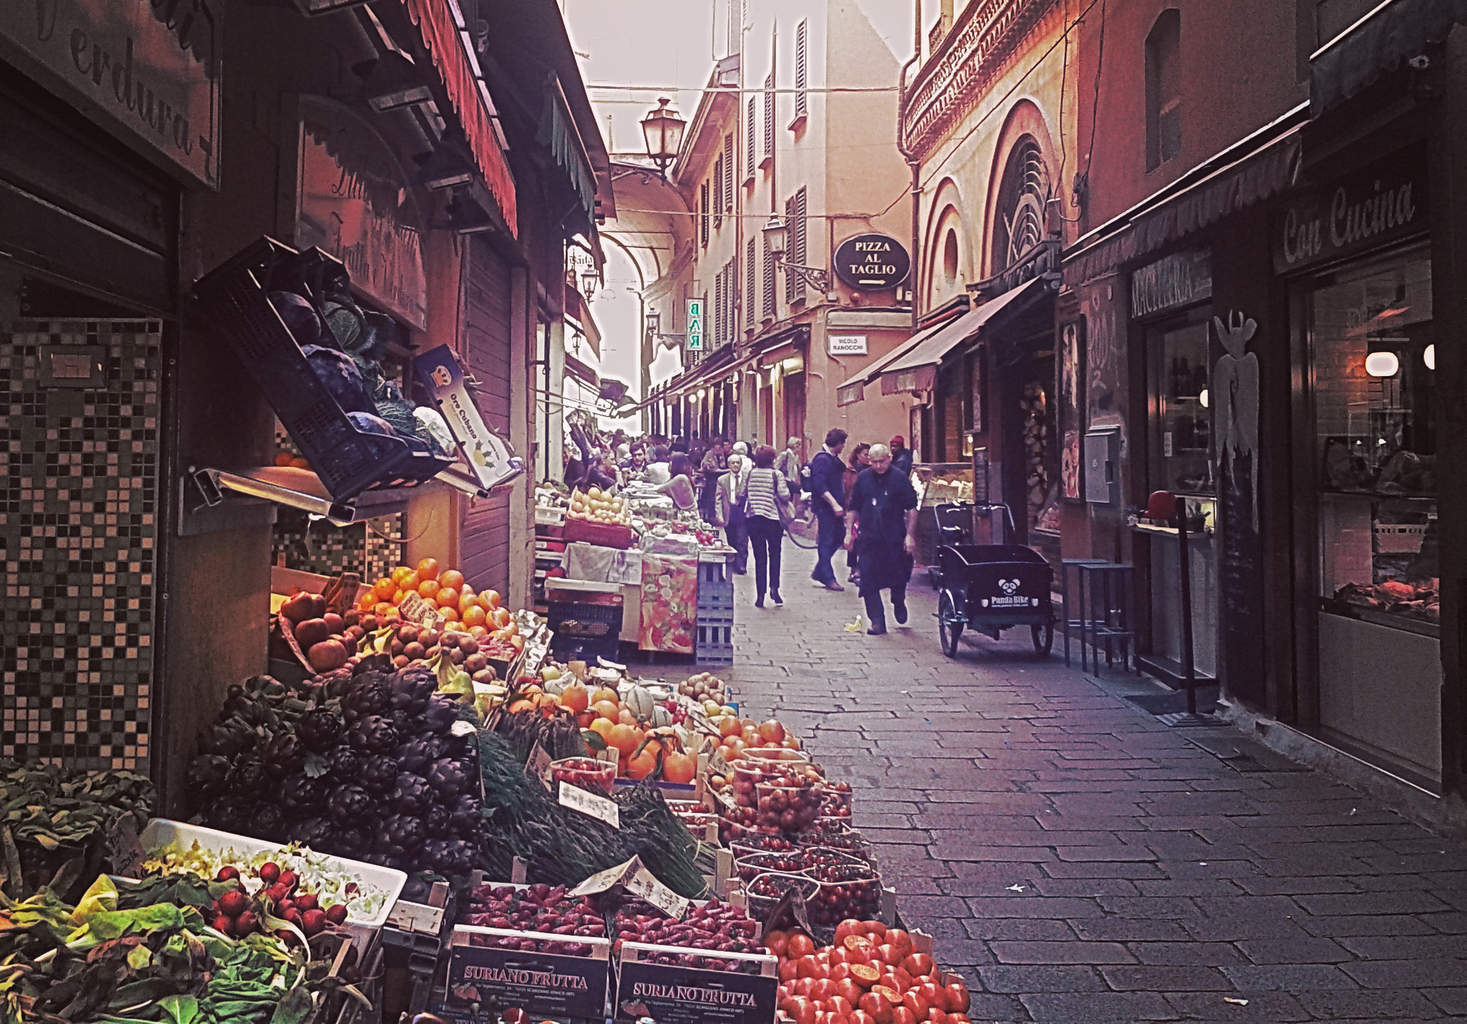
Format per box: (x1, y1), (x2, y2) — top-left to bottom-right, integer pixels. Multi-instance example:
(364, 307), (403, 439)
(1423, 343), (1436, 370)
(1365, 350), (1400, 377)
(580, 270), (599, 298)
(646, 310), (661, 334)
(762, 214), (789, 258)
(1198, 388), (1209, 409)
(640, 98), (686, 178)
(762, 214), (830, 291)
(360, 51), (434, 112)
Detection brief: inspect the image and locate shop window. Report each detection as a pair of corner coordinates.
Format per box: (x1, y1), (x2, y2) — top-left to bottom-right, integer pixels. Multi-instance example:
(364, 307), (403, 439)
(1148, 319), (1213, 495)
(1145, 10), (1182, 171)
(1306, 248), (1437, 630)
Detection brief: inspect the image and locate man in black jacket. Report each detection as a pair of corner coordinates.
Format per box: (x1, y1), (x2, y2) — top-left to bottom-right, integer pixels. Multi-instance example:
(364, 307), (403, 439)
(806, 428), (848, 590)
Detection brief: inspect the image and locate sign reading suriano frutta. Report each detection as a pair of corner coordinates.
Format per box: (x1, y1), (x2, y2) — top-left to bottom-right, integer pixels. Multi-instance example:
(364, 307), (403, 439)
(833, 233), (911, 291)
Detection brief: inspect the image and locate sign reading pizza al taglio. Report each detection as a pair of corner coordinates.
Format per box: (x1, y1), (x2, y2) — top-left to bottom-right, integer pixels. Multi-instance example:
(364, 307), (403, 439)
(833, 233), (911, 291)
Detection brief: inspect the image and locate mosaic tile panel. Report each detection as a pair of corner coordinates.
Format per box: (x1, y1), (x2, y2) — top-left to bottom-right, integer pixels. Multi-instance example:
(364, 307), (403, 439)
(0, 320), (161, 772)
(272, 511), (405, 582)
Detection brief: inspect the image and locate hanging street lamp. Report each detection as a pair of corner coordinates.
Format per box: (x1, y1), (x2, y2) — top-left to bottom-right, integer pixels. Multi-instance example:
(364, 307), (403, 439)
(640, 98), (687, 178)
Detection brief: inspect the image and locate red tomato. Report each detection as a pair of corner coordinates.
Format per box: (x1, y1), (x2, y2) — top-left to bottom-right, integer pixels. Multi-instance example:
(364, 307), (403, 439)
(796, 956), (823, 980)
(835, 978), (864, 1005)
(902, 988), (934, 1022)
(900, 953), (936, 979)
(884, 929), (914, 957)
(786, 996), (817, 1024)
(765, 929), (789, 958)
(875, 944), (904, 967)
(810, 979), (837, 1003)
(859, 991), (896, 1024)
(787, 932), (816, 960)
(942, 982), (970, 1014)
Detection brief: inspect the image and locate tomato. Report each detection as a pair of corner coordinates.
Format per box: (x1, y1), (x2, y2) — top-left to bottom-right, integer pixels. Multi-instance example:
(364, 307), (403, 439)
(778, 960), (798, 983)
(890, 1007), (918, 1024)
(900, 953), (936, 979)
(901, 989), (933, 1022)
(786, 931), (815, 959)
(829, 963), (853, 982)
(834, 978), (864, 1005)
(941, 982), (970, 1014)
(786, 996), (817, 1024)
(874, 944), (904, 967)
(860, 921), (888, 940)
(792, 977), (816, 998)
(844, 934), (875, 954)
(826, 996), (855, 1018)
(859, 991), (896, 1024)
(884, 929), (913, 957)
(850, 1011), (878, 1024)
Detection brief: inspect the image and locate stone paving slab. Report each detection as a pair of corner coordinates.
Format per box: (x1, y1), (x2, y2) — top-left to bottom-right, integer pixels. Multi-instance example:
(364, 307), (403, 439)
(710, 546), (1467, 1022)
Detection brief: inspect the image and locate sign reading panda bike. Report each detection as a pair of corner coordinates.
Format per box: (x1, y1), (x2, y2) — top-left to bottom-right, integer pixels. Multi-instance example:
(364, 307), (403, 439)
(833, 233), (911, 291)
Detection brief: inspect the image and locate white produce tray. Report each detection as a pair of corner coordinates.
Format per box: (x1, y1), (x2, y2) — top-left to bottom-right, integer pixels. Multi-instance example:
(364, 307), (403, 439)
(139, 818), (407, 954)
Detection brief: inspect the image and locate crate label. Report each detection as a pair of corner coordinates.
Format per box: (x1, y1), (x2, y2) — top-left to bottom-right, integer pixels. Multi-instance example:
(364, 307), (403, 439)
(627, 866), (690, 920)
(526, 741), (554, 788)
(708, 748), (732, 777)
(443, 937), (609, 1023)
(559, 781), (621, 828)
(570, 857), (641, 897)
(386, 898), (445, 935)
(614, 956), (778, 1024)
(105, 816), (145, 879)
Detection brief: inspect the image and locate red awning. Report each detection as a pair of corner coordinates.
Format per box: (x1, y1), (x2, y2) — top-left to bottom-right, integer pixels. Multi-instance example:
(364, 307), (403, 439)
(402, 0), (518, 237)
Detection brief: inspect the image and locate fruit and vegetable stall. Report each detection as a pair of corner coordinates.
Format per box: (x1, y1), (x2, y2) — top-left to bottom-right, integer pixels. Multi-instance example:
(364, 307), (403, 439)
(1, 562), (975, 1024)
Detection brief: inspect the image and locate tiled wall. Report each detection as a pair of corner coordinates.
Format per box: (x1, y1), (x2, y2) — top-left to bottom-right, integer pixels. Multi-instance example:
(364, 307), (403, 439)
(271, 510), (405, 581)
(0, 320), (160, 771)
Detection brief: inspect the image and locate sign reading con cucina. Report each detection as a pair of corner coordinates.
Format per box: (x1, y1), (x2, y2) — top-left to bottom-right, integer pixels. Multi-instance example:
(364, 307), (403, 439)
(833, 233), (911, 291)
(1273, 146), (1426, 273)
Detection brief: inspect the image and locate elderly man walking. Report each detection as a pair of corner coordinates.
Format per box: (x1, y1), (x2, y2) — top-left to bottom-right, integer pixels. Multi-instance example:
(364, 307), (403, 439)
(844, 443), (919, 634)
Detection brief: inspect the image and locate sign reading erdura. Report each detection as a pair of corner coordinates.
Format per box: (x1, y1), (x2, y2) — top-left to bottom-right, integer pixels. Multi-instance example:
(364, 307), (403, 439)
(833, 233), (911, 291)
(0, 0), (222, 187)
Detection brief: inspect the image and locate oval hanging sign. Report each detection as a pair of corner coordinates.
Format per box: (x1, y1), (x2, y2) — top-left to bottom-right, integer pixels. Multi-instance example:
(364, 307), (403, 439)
(834, 233), (911, 291)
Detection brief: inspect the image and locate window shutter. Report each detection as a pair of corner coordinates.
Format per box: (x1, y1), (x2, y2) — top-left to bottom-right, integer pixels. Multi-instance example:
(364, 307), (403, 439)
(700, 183), (709, 245)
(746, 99), (756, 178)
(783, 194), (797, 303)
(795, 21), (809, 121)
(713, 158), (723, 226)
(724, 134), (735, 212)
(763, 74), (774, 158)
(746, 238), (756, 328)
(762, 235), (775, 318)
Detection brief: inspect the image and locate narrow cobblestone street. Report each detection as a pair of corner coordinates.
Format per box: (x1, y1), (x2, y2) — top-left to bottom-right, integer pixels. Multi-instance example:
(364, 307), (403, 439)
(723, 545), (1467, 1023)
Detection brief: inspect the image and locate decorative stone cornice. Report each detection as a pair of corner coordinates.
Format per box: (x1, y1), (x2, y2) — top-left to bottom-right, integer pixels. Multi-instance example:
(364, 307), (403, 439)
(902, 0), (1059, 159)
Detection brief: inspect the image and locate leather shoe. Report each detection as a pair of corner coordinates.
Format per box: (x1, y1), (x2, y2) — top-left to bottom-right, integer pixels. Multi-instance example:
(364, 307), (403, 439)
(770, 591), (783, 605)
(824, 581), (845, 592)
(893, 601), (908, 625)
(867, 624), (887, 635)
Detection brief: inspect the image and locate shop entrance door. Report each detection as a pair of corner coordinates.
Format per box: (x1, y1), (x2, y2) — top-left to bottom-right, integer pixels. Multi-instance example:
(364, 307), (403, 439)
(998, 353), (1055, 546)
(459, 239), (514, 598)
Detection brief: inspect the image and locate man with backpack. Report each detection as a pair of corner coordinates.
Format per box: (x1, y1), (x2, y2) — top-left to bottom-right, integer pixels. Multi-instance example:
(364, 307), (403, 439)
(804, 428), (849, 590)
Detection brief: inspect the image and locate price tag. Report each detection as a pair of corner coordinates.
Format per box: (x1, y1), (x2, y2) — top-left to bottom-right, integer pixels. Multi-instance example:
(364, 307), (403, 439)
(558, 780), (620, 828)
(628, 865), (690, 919)
(570, 856), (640, 897)
(708, 748), (731, 777)
(526, 741), (553, 788)
(686, 705), (714, 736)
(399, 592), (444, 629)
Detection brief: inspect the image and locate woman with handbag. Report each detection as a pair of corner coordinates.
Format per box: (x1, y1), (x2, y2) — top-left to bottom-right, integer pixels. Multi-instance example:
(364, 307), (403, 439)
(744, 446), (792, 608)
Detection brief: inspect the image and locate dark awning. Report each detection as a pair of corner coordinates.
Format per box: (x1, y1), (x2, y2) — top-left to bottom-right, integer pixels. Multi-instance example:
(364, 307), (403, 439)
(1311, 0), (1467, 116)
(538, 74), (599, 238)
(835, 319), (949, 407)
(880, 277), (1048, 395)
(1064, 112), (1305, 285)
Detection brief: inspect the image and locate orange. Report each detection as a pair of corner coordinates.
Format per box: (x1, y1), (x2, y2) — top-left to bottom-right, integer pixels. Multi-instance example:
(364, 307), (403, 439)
(559, 683), (589, 713)
(374, 602), (394, 617)
(461, 605), (487, 628)
(606, 724), (641, 758)
(591, 699), (620, 721)
(438, 569), (465, 591)
(663, 752), (696, 784)
(436, 587), (460, 609)
(626, 747), (658, 780)
(373, 577), (396, 601)
(392, 566), (418, 587)
(490, 607), (511, 629)
(481, 589), (502, 610)
(439, 607), (460, 624)
(591, 687), (619, 705)
(357, 592), (377, 612)
(458, 590), (479, 613)
(468, 624), (489, 638)
(417, 557), (441, 579)
(392, 590), (408, 605)
(417, 579), (440, 600)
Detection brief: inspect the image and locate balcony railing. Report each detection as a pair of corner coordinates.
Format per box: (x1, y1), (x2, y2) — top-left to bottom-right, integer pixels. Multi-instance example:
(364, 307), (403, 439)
(902, 0), (1058, 158)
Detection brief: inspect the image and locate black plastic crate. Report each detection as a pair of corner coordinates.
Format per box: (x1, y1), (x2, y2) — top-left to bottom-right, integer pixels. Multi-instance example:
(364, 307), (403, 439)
(193, 237), (452, 501)
(547, 600), (623, 640)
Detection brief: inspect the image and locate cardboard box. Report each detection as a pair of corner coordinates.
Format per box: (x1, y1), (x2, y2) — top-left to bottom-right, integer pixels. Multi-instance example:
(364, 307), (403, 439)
(613, 942), (778, 1024)
(437, 925), (612, 1024)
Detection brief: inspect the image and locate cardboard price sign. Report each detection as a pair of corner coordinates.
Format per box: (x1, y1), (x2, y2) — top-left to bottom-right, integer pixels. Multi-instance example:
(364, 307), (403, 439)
(442, 928), (611, 1024)
(398, 591), (444, 629)
(559, 781), (621, 828)
(627, 865), (690, 920)
(570, 857), (642, 898)
(614, 944), (778, 1024)
(526, 741), (553, 789)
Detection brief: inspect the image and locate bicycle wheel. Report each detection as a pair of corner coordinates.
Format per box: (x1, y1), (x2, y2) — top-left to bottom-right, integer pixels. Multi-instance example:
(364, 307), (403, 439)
(938, 590), (963, 658)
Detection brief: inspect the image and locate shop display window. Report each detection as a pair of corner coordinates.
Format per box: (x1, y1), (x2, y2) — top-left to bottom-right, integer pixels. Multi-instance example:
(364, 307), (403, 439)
(1306, 248), (1438, 631)
(1148, 320), (1213, 495)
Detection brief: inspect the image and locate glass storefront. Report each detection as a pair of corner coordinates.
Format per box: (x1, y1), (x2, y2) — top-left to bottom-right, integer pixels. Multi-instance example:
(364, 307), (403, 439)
(1148, 321), (1214, 496)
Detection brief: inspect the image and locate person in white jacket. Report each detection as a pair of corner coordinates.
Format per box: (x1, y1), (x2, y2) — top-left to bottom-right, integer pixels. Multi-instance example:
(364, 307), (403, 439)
(714, 453), (749, 574)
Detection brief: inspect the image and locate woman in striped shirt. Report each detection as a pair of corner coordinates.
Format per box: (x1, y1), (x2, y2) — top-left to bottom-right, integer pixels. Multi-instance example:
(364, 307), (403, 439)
(745, 446), (792, 608)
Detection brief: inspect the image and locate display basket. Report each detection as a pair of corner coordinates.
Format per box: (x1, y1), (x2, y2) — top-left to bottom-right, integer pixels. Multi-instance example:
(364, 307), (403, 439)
(192, 237), (452, 502)
(562, 516), (637, 550)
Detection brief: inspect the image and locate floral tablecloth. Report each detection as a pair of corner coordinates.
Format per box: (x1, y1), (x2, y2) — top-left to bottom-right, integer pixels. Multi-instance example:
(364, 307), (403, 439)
(638, 553), (698, 653)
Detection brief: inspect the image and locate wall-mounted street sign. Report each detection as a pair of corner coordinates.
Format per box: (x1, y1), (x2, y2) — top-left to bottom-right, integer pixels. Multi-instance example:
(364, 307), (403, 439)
(828, 334), (868, 356)
(686, 298), (704, 351)
(833, 233), (911, 291)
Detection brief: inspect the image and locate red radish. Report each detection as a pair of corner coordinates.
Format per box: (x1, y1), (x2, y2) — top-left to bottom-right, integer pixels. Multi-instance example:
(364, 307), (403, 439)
(212, 914), (233, 933)
(294, 893), (318, 912)
(302, 909), (327, 936)
(216, 866), (241, 882)
(258, 862), (281, 884)
(325, 904), (348, 925)
(278, 870), (299, 891)
(235, 910), (259, 935)
(218, 890), (250, 917)
(265, 883), (290, 904)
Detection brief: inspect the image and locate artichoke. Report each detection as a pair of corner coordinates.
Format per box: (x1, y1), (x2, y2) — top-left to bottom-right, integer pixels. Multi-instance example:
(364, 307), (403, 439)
(186, 754), (231, 797)
(343, 675), (391, 722)
(426, 758), (473, 799)
(360, 754), (399, 794)
(326, 745), (363, 782)
(323, 828), (370, 859)
(447, 794), (482, 838)
(254, 804), (289, 841)
(297, 707), (344, 751)
(389, 666), (437, 716)
(198, 721), (255, 757)
(315, 668), (355, 699)
(348, 714), (399, 754)
(227, 752), (267, 795)
(391, 773), (433, 816)
(422, 801), (451, 838)
(421, 695), (462, 735)
(329, 785), (375, 827)
(381, 813), (426, 855)
(263, 732), (306, 778)
(289, 817), (335, 849)
(282, 776), (328, 815)
(395, 736), (437, 775)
